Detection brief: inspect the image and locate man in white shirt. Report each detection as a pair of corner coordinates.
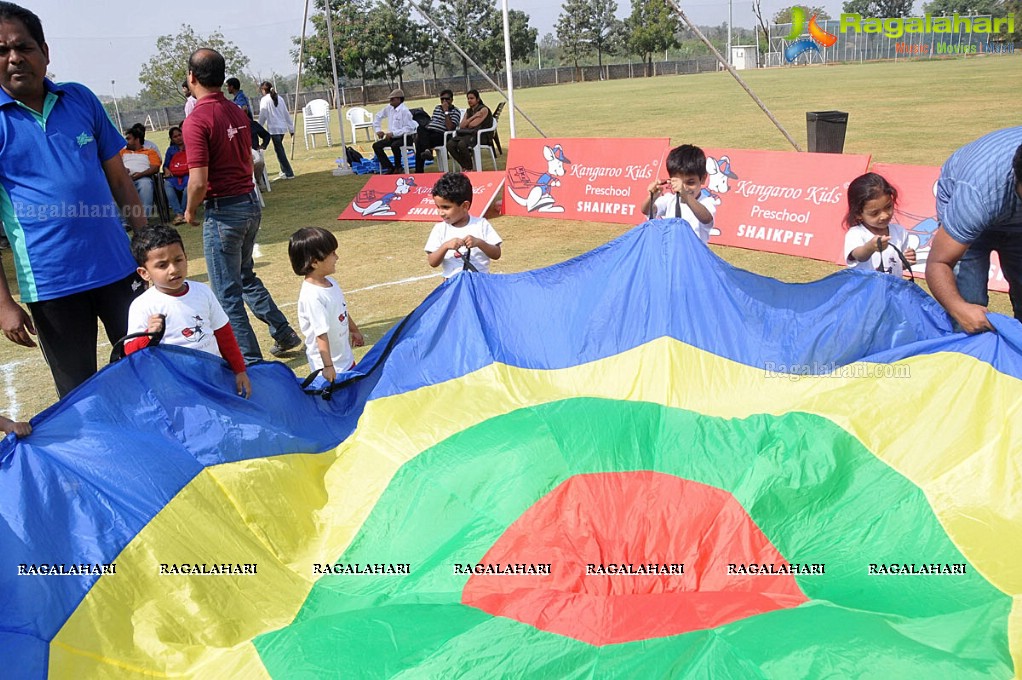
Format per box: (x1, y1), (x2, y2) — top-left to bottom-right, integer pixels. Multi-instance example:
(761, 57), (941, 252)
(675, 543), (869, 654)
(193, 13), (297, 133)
(373, 88), (417, 175)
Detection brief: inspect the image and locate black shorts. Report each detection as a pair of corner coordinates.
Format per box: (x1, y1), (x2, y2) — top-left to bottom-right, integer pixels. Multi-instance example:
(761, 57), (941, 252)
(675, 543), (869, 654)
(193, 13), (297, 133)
(28, 272), (145, 398)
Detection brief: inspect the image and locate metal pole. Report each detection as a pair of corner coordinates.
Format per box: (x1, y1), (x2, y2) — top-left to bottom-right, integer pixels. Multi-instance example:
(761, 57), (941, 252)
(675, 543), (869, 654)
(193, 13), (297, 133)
(324, 0), (351, 172)
(727, 0), (733, 66)
(111, 80), (123, 131)
(290, 0), (311, 160)
(665, 0), (801, 151)
(500, 0), (517, 138)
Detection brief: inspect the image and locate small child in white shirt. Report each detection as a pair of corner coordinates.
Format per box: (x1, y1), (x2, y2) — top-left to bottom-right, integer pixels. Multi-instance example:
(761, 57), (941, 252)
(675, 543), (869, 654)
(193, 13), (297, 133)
(638, 144), (717, 244)
(425, 172), (502, 278)
(288, 227), (364, 384)
(843, 172), (916, 278)
(126, 225), (251, 398)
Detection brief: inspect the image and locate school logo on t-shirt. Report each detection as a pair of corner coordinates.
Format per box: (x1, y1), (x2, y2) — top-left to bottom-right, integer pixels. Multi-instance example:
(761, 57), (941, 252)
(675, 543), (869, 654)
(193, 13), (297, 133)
(180, 315), (206, 343)
(76, 132), (95, 147)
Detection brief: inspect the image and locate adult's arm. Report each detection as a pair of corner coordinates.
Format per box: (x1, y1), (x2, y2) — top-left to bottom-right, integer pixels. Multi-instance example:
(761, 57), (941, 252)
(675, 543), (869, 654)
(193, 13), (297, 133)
(924, 226), (993, 333)
(373, 106), (387, 134)
(258, 97), (269, 128)
(461, 106), (490, 129)
(103, 155), (147, 232)
(281, 100), (295, 134)
(136, 149), (160, 179)
(184, 166), (209, 226)
(0, 259), (36, 347)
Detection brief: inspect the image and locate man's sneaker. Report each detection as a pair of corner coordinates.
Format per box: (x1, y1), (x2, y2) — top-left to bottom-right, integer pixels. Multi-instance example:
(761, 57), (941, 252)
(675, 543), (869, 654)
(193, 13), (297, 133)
(270, 329), (302, 357)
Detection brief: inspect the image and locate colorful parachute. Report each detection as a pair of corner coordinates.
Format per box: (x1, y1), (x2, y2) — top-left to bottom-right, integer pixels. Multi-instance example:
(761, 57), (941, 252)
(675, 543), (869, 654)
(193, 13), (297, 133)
(1, 220), (1019, 678)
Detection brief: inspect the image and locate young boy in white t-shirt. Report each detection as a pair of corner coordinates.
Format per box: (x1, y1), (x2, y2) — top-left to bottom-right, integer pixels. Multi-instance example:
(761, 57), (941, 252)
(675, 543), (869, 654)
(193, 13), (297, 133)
(125, 225), (251, 397)
(425, 172), (502, 278)
(638, 144), (717, 244)
(288, 227), (364, 385)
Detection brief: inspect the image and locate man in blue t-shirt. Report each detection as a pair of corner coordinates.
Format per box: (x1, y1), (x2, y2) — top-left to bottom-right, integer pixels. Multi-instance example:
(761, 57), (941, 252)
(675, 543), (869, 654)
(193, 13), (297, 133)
(927, 127), (1022, 334)
(0, 2), (147, 397)
(226, 77), (270, 150)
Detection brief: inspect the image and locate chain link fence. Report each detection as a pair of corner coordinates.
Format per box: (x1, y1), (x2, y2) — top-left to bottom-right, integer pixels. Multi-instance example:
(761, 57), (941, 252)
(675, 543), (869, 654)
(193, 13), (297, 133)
(108, 57), (719, 132)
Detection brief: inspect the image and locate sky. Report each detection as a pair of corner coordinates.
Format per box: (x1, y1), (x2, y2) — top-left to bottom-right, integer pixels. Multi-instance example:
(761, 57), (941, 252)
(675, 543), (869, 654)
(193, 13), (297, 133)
(31, 0), (861, 97)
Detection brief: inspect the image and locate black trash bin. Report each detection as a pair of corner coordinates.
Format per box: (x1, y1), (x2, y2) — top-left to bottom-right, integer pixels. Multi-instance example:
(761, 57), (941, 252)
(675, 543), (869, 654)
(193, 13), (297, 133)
(806, 111), (848, 153)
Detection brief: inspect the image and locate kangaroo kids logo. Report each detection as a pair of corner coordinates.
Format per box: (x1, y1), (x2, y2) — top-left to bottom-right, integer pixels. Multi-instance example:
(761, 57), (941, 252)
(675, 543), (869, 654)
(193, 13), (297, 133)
(784, 7), (837, 62)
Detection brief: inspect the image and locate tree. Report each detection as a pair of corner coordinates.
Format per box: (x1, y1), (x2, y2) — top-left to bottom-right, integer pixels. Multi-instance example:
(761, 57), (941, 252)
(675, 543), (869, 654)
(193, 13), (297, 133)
(415, 0), (448, 82)
(557, 0), (592, 73)
(1003, 0), (1022, 40)
(921, 0), (1005, 15)
(378, 0), (428, 88)
(538, 32), (560, 67)
(293, 0), (389, 104)
(625, 0), (679, 76)
(138, 25), (250, 106)
(588, 0), (624, 72)
(435, 0), (497, 87)
(480, 9), (538, 72)
(772, 5), (831, 24)
(841, 0), (914, 16)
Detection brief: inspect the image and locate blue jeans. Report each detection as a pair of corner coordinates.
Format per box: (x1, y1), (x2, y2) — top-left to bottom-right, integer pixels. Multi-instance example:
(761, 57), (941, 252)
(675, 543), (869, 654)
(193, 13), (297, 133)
(133, 177), (154, 217)
(269, 134), (294, 178)
(202, 193), (294, 362)
(164, 182), (185, 215)
(955, 229), (1022, 321)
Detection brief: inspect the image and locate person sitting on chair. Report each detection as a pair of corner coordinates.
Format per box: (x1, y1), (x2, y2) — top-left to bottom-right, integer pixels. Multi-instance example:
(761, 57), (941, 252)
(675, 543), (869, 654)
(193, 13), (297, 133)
(372, 88), (417, 175)
(120, 127), (160, 219)
(162, 126), (189, 225)
(446, 89), (493, 172)
(414, 89), (461, 174)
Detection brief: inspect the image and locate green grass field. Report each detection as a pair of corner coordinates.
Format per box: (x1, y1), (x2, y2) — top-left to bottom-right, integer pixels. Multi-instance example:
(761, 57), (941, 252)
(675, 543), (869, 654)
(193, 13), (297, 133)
(2, 55), (1020, 420)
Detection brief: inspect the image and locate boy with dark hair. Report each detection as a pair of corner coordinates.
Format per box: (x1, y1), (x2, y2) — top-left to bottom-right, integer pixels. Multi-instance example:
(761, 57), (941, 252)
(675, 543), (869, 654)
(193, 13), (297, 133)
(425, 172), (502, 278)
(639, 144), (716, 244)
(288, 227), (364, 384)
(126, 225), (251, 398)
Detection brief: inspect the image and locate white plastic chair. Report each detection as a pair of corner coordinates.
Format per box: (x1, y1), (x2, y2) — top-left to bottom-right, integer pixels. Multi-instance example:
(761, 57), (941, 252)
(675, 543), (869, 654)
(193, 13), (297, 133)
(303, 99), (332, 149)
(252, 149), (270, 194)
(471, 121), (498, 171)
(398, 133), (416, 174)
(446, 123), (498, 172)
(431, 108), (461, 173)
(347, 107), (374, 142)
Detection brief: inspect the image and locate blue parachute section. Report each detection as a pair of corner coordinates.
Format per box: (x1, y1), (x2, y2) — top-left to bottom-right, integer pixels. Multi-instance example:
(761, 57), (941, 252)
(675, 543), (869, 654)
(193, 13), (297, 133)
(3, 219), (1022, 676)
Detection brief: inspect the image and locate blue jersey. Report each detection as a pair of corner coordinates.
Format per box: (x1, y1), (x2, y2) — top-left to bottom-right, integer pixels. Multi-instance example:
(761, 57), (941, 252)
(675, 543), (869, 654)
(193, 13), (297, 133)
(0, 80), (135, 303)
(936, 126), (1022, 244)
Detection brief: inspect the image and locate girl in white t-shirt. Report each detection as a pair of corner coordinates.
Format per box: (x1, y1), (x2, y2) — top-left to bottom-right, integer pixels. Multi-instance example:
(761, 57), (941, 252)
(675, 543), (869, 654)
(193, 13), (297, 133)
(288, 227), (364, 384)
(843, 172), (916, 278)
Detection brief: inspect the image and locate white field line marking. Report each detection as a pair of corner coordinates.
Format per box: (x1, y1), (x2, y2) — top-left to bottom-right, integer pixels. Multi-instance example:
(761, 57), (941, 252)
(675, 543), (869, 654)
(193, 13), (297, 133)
(1, 360), (26, 420)
(276, 273), (441, 309)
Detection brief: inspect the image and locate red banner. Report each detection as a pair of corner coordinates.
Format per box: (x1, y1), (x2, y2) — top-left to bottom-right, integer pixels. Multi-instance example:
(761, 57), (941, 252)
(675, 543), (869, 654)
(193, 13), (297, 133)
(339, 172), (504, 222)
(502, 138), (669, 224)
(702, 148), (871, 262)
(871, 162), (1007, 292)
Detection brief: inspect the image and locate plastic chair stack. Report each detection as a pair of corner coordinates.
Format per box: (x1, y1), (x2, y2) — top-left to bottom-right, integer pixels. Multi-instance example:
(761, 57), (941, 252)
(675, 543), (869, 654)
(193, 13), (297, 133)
(303, 99), (332, 149)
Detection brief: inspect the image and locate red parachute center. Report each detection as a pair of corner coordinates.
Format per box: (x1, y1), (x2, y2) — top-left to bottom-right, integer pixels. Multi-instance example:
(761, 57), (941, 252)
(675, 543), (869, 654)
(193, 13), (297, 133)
(462, 471), (809, 646)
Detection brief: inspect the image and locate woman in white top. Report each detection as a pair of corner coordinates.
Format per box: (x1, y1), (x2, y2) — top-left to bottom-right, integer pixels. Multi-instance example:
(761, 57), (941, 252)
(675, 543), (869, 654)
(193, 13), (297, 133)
(257, 81), (295, 179)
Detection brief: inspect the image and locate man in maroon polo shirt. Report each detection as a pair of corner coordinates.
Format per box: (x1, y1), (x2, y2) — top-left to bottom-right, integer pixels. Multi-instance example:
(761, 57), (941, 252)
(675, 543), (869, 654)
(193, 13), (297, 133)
(182, 48), (300, 362)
